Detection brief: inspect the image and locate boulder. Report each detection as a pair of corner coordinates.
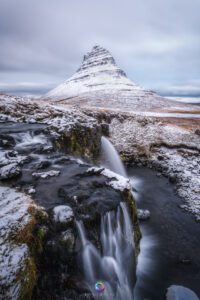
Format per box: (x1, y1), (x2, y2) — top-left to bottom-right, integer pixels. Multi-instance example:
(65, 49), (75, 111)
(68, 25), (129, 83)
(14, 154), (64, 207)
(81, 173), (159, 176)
(0, 186), (42, 299)
(137, 209), (151, 220)
(166, 285), (199, 300)
(53, 205), (74, 224)
(0, 163), (21, 180)
(60, 229), (75, 253)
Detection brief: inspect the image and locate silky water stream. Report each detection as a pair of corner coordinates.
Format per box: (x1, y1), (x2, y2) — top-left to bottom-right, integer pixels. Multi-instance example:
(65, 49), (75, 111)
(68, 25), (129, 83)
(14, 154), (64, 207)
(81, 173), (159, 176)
(76, 137), (137, 299)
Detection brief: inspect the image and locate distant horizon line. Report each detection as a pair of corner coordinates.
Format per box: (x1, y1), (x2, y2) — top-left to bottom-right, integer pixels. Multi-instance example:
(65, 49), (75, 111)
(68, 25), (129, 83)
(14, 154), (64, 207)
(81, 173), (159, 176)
(1, 89), (200, 100)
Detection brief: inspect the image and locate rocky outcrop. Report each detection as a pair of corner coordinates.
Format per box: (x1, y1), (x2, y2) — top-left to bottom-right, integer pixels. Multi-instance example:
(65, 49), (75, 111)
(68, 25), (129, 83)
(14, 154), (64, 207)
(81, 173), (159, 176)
(0, 162), (21, 180)
(98, 111), (200, 221)
(86, 167), (141, 253)
(0, 119), (141, 299)
(0, 187), (46, 300)
(0, 94), (108, 160)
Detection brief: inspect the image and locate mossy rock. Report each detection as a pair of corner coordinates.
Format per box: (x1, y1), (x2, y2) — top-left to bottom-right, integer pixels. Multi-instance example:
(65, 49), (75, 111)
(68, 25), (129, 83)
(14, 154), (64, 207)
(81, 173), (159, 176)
(122, 189), (142, 257)
(18, 257), (37, 300)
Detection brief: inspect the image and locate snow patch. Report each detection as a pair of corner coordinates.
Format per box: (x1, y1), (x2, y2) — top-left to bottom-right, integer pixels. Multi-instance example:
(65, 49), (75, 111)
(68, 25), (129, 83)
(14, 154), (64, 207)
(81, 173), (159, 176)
(53, 205), (74, 223)
(87, 167), (131, 191)
(32, 170), (60, 179)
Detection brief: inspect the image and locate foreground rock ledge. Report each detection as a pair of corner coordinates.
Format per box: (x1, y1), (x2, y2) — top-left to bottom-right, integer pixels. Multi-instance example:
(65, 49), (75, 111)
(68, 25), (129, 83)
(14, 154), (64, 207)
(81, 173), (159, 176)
(0, 186), (47, 300)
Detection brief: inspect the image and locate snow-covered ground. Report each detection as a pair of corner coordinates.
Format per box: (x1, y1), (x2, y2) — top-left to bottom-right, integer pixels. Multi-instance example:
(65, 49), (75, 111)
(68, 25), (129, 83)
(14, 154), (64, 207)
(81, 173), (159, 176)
(166, 96), (200, 104)
(0, 187), (34, 299)
(87, 166), (131, 191)
(108, 113), (200, 221)
(134, 111), (200, 118)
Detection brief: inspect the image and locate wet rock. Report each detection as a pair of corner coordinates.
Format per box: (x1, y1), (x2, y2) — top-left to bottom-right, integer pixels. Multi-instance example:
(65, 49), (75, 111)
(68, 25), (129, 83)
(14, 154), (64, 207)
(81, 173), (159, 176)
(101, 123), (109, 136)
(0, 134), (15, 149)
(36, 160), (51, 170)
(53, 205), (74, 224)
(158, 155), (164, 161)
(166, 285), (199, 300)
(195, 129), (200, 136)
(137, 209), (151, 220)
(66, 275), (90, 294)
(0, 150), (27, 167)
(60, 229), (75, 254)
(176, 254), (192, 265)
(169, 174), (177, 183)
(0, 186), (40, 299)
(78, 293), (94, 300)
(39, 145), (54, 154)
(0, 162), (21, 180)
(32, 170), (60, 179)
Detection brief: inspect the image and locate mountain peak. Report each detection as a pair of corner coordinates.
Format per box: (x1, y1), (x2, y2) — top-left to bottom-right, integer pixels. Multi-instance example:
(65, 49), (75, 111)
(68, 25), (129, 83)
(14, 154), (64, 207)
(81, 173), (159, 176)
(76, 45), (126, 76)
(45, 46), (162, 109)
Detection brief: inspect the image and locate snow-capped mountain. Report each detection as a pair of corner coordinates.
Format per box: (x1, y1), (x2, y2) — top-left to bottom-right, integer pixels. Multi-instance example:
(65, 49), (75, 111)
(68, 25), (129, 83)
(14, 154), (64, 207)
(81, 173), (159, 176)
(44, 45), (185, 111)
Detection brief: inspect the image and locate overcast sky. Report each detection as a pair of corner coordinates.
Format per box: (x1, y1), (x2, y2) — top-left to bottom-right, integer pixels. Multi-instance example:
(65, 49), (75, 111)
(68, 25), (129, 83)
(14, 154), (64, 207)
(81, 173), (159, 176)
(0, 0), (200, 97)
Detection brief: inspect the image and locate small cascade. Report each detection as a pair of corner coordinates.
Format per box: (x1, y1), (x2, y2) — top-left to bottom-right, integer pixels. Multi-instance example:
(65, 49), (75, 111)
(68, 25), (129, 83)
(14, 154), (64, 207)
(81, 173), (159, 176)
(101, 136), (127, 177)
(76, 202), (135, 300)
(12, 131), (50, 152)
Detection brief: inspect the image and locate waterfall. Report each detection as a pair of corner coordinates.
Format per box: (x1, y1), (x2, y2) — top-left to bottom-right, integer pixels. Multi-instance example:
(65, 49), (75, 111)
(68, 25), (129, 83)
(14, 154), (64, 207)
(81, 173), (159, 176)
(76, 203), (135, 300)
(101, 136), (127, 177)
(76, 136), (137, 299)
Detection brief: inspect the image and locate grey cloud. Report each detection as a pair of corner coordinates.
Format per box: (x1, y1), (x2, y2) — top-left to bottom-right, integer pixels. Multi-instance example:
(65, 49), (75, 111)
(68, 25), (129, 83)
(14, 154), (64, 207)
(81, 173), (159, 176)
(0, 82), (55, 96)
(157, 80), (200, 97)
(0, 0), (200, 96)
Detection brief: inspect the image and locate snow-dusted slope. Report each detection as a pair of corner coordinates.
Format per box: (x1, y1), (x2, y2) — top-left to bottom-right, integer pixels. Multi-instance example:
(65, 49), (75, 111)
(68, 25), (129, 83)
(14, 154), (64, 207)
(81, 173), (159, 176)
(45, 46), (143, 98)
(44, 45), (191, 112)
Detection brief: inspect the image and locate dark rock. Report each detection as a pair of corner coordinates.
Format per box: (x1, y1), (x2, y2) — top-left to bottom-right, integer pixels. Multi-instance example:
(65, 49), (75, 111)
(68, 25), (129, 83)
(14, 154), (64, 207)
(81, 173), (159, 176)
(137, 209), (151, 220)
(194, 129), (200, 136)
(60, 229), (75, 254)
(101, 123), (109, 136)
(169, 174), (177, 183)
(0, 163), (21, 180)
(36, 160), (51, 170)
(40, 145), (54, 154)
(66, 275), (90, 294)
(0, 134), (15, 149)
(158, 155), (164, 161)
(177, 254), (192, 265)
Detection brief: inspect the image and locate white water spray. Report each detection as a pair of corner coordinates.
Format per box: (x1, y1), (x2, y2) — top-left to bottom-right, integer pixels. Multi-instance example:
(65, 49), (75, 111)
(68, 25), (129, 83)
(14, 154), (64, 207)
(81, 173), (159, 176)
(101, 136), (127, 177)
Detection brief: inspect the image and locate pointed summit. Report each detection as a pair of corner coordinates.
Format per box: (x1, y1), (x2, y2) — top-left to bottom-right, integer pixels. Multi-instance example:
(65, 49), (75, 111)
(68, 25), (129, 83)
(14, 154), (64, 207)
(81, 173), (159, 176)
(44, 46), (169, 112)
(45, 45), (138, 100)
(75, 45), (127, 78)
(77, 45), (125, 75)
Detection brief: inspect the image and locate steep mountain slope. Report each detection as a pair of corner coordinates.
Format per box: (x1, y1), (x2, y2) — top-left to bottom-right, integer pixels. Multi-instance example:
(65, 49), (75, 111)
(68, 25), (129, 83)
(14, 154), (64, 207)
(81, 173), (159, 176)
(44, 45), (192, 112)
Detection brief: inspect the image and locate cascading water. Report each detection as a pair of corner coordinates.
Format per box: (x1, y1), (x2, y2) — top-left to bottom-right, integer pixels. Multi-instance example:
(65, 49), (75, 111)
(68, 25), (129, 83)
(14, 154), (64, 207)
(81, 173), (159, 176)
(13, 131), (49, 149)
(76, 136), (137, 299)
(76, 202), (135, 300)
(101, 136), (127, 177)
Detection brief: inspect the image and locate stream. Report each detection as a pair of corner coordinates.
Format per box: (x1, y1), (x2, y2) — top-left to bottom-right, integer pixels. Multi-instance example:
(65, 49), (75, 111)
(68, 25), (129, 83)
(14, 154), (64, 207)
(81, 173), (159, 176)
(129, 166), (200, 300)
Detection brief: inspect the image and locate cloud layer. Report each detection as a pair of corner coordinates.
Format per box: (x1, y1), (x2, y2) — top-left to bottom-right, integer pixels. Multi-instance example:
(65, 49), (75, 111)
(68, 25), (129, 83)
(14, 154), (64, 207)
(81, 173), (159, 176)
(0, 0), (200, 96)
